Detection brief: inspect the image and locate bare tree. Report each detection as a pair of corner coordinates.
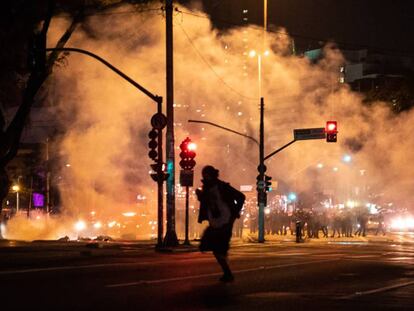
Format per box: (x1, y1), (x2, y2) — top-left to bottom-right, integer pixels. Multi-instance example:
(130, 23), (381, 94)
(0, 0), (82, 238)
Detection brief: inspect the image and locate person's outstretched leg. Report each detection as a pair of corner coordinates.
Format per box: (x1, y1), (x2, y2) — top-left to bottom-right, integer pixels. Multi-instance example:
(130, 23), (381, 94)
(213, 251), (233, 282)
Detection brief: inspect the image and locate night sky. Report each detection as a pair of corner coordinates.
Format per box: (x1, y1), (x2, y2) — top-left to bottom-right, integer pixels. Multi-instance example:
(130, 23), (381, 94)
(193, 0), (414, 55)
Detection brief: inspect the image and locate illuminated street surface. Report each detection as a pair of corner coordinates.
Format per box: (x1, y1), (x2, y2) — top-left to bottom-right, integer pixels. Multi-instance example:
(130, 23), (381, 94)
(1, 239), (414, 310)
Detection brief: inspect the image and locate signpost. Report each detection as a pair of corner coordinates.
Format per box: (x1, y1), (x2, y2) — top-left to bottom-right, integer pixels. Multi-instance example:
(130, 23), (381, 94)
(148, 112), (168, 248)
(179, 138), (196, 245)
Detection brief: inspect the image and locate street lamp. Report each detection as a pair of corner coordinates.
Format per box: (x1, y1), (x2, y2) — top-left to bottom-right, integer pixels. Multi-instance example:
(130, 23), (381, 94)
(249, 49), (269, 98)
(12, 184), (20, 213)
(342, 154), (352, 163)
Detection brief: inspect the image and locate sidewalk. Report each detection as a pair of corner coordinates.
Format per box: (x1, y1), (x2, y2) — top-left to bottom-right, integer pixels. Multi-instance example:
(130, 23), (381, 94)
(239, 232), (414, 245)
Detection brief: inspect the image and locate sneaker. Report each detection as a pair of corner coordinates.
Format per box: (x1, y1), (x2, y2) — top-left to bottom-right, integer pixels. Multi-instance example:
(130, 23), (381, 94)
(219, 274), (234, 283)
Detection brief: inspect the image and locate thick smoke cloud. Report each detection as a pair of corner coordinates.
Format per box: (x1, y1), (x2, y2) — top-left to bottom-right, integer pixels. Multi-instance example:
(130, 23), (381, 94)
(5, 3), (413, 239)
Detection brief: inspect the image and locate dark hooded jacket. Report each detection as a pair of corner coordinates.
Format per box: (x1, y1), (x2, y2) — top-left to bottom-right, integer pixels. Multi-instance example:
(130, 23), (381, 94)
(197, 180), (246, 224)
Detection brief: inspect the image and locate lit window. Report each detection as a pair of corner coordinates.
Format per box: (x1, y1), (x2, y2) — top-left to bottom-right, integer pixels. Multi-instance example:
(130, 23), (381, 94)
(339, 77), (345, 83)
(243, 9), (248, 14)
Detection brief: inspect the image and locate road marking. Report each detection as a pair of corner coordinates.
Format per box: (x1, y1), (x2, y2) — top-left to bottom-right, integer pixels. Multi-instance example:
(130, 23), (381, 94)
(0, 257), (215, 276)
(106, 259), (337, 288)
(340, 280), (414, 299)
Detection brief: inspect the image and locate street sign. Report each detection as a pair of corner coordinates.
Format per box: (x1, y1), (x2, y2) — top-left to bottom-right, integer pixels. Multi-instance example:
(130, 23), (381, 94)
(151, 113), (167, 130)
(240, 185), (253, 192)
(180, 170), (194, 187)
(294, 127), (325, 140)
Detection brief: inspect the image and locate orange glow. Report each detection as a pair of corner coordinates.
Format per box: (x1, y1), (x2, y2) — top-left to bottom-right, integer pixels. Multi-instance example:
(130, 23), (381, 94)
(122, 212), (136, 217)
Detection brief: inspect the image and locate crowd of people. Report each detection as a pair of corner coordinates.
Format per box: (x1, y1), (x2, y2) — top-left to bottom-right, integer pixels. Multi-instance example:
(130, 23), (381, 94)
(233, 206), (388, 239)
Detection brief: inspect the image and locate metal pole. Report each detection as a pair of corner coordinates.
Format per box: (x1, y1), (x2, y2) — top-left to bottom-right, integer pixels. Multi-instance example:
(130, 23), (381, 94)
(16, 191), (19, 213)
(188, 120), (259, 145)
(46, 137), (50, 215)
(156, 99), (164, 248)
(184, 185), (190, 245)
(164, 0), (178, 246)
(258, 55), (262, 99)
(258, 97), (265, 243)
(264, 0), (268, 35)
(45, 48), (160, 103)
(264, 139), (296, 161)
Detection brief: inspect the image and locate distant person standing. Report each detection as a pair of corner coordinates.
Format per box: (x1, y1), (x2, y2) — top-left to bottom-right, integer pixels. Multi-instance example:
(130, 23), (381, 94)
(196, 165), (246, 282)
(375, 213), (387, 236)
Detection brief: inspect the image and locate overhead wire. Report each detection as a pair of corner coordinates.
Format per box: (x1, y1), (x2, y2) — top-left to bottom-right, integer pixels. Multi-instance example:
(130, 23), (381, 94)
(59, 7), (163, 18)
(177, 22), (257, 101)
(177, 8), (414, 58)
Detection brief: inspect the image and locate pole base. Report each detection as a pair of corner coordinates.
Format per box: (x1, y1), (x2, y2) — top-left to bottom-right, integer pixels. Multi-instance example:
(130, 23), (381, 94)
(163, 230), (178, 247)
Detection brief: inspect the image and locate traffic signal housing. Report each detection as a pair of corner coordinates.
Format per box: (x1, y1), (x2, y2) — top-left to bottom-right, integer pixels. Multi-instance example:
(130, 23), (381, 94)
(150, 162), (169, 182)
(265, 175), (272, 192)
(148, 129), (158, 161)
(179, 137), (196, 170)
(326, 121), (338, 143)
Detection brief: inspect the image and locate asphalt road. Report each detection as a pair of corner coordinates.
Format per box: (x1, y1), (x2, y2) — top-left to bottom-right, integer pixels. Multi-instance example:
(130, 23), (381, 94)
(1, 240), (414, 311)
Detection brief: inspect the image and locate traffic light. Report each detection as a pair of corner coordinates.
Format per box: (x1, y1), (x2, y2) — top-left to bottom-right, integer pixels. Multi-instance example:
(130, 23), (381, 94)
(265, 175), (272, 192)
(150, 163), (169, 182)
(179, 137), (196, 170)
(326, 121), (338, 143)
(256, 174), (262, 191)
(148, 129), (158, 161)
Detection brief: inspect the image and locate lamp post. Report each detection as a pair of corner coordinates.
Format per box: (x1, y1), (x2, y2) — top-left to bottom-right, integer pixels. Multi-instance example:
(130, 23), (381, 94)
(12, 184), (20, 213)
(249, 49), (269, 243)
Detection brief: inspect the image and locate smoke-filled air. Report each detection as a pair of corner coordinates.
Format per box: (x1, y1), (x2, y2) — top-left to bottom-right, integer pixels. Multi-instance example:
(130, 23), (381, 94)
(4, 2), (414, 240)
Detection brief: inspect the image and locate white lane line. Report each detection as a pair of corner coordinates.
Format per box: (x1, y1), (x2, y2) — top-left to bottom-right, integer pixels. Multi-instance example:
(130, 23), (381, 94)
(340, 280), (414, 299)
(0, 257), (215, 276)
(106, 259), (337, 288)
(0, 249), (319, 276)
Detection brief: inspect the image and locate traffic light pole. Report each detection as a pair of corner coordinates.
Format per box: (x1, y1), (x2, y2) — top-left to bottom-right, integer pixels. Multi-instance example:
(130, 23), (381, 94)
(164, 0), (178, 247)
(156, 100), (164, 248)
(184, 185), (190, 245)
(258, 97), (266, 243)
(45, 47), (166, 246)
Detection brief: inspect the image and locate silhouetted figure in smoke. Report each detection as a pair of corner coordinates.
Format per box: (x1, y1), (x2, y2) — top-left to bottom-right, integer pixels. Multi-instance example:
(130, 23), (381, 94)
(196, 165), (245, 282)
(355, 211), (368, 237)
(375, 213), (387, 236)
(330, 211), (342, 238)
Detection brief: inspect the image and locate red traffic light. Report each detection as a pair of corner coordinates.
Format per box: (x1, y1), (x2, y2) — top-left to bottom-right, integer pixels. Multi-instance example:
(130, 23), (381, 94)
(326, 121), (338, 133)
(326, 121), (338, 143)
(179, 137), (197, 170)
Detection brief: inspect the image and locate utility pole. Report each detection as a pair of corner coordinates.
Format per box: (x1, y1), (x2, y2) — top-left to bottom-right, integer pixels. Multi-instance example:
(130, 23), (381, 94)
(164, 0), (178, 246)
(156, 99), (165, 248)
(257, 98), (266, 243)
